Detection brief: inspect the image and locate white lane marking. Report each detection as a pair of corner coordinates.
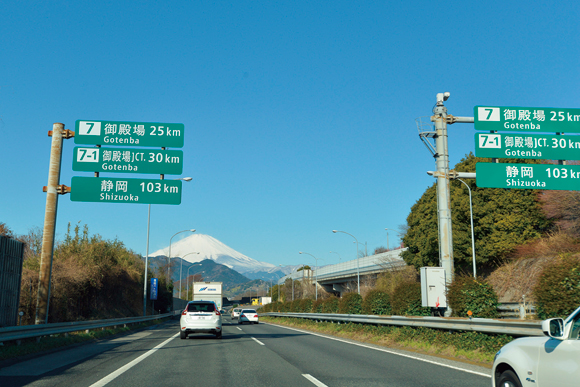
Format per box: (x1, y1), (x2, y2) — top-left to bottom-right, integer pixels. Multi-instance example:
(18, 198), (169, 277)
(251, 337), (265, 346)
(237, 327), (242, 331)
(0, 331), (155, 376)
(89, 332), (179, 387)
(264, 323), (491, 378)
(303, 374), (328, 387)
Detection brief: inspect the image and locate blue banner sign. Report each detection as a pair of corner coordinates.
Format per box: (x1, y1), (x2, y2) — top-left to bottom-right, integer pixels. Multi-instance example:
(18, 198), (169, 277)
(150, 278), (158, 300)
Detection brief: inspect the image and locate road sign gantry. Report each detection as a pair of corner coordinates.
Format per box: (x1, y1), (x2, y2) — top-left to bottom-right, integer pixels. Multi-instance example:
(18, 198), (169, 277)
(476, 163), (580, 191)
(75, 120), (184, 147)
(475, 132), (580, 160)
(474, 106), (580, 133)
(73, 147), (183, 175)
(71, 176), (182, 205)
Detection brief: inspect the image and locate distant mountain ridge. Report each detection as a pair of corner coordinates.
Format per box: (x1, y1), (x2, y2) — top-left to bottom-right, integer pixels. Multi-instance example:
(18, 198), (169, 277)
(178, 259), (251, 293)
(151, 234), (287, 281)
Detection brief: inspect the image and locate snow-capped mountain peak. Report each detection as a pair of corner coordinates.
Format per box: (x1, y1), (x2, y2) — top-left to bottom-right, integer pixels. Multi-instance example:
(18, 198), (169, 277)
(150, 234), (276, 274)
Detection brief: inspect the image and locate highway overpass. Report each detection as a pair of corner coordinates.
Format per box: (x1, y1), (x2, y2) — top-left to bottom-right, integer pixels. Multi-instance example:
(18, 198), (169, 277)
(278, 248), (407, 296)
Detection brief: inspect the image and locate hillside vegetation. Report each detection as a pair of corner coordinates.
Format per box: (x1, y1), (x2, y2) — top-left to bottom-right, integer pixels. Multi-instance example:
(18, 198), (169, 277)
(8, 223), (172, 324)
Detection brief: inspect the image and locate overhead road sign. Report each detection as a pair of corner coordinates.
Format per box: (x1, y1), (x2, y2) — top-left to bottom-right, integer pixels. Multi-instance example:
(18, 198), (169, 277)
(71, 176), (182, 204)
(73, 147), (183, 174)
(476, 162), (580, 190)
(475, 133), (580, 161)
(474, 106), (580, 133)
(74, 120), (184, 147)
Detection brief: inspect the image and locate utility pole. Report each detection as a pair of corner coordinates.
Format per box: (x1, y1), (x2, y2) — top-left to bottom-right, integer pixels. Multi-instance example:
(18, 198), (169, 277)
(432, 93), (454, 315)
(36, 123), (72, 324)
(429, 92), (475, 316)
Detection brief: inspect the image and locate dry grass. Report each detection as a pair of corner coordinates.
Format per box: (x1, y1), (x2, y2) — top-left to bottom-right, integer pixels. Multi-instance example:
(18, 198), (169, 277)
(512, 231), (580, 260)
(486, 256), (551, 303)
(487, 231), (580, 303)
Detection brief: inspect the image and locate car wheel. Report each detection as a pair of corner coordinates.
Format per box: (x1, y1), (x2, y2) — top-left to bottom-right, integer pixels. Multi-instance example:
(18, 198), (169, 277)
(497, 370), (522, 387)
(215, 332), (222, 339)
(238, 320), (242, 324)
(180, 331), (187, 340)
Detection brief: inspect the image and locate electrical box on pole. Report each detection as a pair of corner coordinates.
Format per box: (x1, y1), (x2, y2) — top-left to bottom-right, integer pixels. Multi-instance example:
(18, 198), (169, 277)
(420, 267), (447, 308)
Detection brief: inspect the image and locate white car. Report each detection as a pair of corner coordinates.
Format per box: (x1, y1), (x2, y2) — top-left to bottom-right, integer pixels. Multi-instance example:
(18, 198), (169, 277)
(180, 301), (222, 339)
(238, 309), (259, 324)
(492, 305), (580, 386)
(231, 308), (241, 320)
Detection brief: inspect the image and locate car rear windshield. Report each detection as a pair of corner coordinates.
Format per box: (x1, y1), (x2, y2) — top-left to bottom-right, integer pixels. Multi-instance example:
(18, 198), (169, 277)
(186, 303), (216, 312)
(242, 309), (256, 314)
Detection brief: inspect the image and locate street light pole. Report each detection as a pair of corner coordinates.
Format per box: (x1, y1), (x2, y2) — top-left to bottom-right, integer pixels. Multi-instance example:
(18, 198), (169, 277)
(384, 228), (404, 250)
(456, 178), (477, 278)
(185, 257), (200, 301)
(299, 252), (322, 300)
(329, 251), (341, 262)
(332, 230), (360, 294)
(167, 228), (196, 287)
(179, 252), (199, 299)
(278, 264), (282, 302)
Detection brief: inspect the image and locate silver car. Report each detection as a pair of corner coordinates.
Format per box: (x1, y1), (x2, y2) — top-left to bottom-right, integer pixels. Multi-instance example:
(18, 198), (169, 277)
(238, 309), (259, 324)
(231, 308), (241, 319)
(180, 301), (222, 339)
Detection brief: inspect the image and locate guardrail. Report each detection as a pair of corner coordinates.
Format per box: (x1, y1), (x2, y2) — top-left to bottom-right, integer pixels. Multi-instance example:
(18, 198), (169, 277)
(498, 302), (536, 319)
(0, 311), (181, 344)
(264, 312), (543, 337)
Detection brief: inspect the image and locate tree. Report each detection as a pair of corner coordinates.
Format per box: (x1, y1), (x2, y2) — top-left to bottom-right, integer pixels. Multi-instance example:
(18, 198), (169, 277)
(374, 246), (388, 254)
(402, 153), (551, 271)
(539, 189), (580, 236)
(0, 222), (14, 237)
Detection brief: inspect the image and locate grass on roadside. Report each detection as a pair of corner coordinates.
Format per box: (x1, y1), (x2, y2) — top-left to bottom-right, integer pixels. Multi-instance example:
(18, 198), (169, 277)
(261, 316), (511, 366)
(0, 319), (164, 362)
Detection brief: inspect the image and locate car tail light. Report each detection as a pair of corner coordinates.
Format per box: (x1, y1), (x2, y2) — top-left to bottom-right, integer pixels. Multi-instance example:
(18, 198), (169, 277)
(254, 315), (258, 318)
(182, 309), (187, 315)
(215, 310), (221, 316)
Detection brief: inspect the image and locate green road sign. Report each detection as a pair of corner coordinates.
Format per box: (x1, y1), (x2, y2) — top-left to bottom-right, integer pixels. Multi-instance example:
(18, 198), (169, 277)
(71, 176), (182, 204)
(74, 120), (184, 147)
(474, 106), (580, 133)
(72, 147), (183, 174)
(476, 162), (580, 190)
(475, 133), (580, 160)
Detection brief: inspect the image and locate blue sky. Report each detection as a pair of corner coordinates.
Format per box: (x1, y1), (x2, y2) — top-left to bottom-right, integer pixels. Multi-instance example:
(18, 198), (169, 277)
(2, 1), (579, 268)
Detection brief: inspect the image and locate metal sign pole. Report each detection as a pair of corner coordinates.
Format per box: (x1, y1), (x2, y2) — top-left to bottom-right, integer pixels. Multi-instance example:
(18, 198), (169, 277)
(432, 94), (454, 317)
(144, 204), (151, 316)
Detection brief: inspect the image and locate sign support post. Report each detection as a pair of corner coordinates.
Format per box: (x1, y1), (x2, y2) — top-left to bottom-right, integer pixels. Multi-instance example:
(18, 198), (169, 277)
(431, 94), (455, 316)
(428, 93), (475, 317)
(36, 123), (72, 324)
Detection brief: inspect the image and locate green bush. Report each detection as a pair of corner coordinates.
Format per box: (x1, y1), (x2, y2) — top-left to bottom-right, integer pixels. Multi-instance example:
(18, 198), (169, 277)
(299, 299), (313, 313)
(362, 289), (392, 315)
(391, 282), (430, 316)
(312, 299), (324, 313)
(534, 255), (580, 319)
(338, 293), (363, 314)
(290, 299), (301, 312)
(447, 275), (499, 318)
(322, 297), (339, 313)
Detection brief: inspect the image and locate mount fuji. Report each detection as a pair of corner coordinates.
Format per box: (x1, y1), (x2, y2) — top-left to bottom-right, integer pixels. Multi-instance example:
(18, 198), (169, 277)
(150, 234), (287, 280)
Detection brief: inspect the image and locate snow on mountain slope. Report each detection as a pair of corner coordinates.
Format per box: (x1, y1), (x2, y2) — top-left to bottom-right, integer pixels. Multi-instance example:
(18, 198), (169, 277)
(150, 234), (276, 274)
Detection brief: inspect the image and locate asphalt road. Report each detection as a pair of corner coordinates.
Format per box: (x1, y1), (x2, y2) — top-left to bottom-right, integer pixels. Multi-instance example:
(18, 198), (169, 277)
(0, 316), (492, 387)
